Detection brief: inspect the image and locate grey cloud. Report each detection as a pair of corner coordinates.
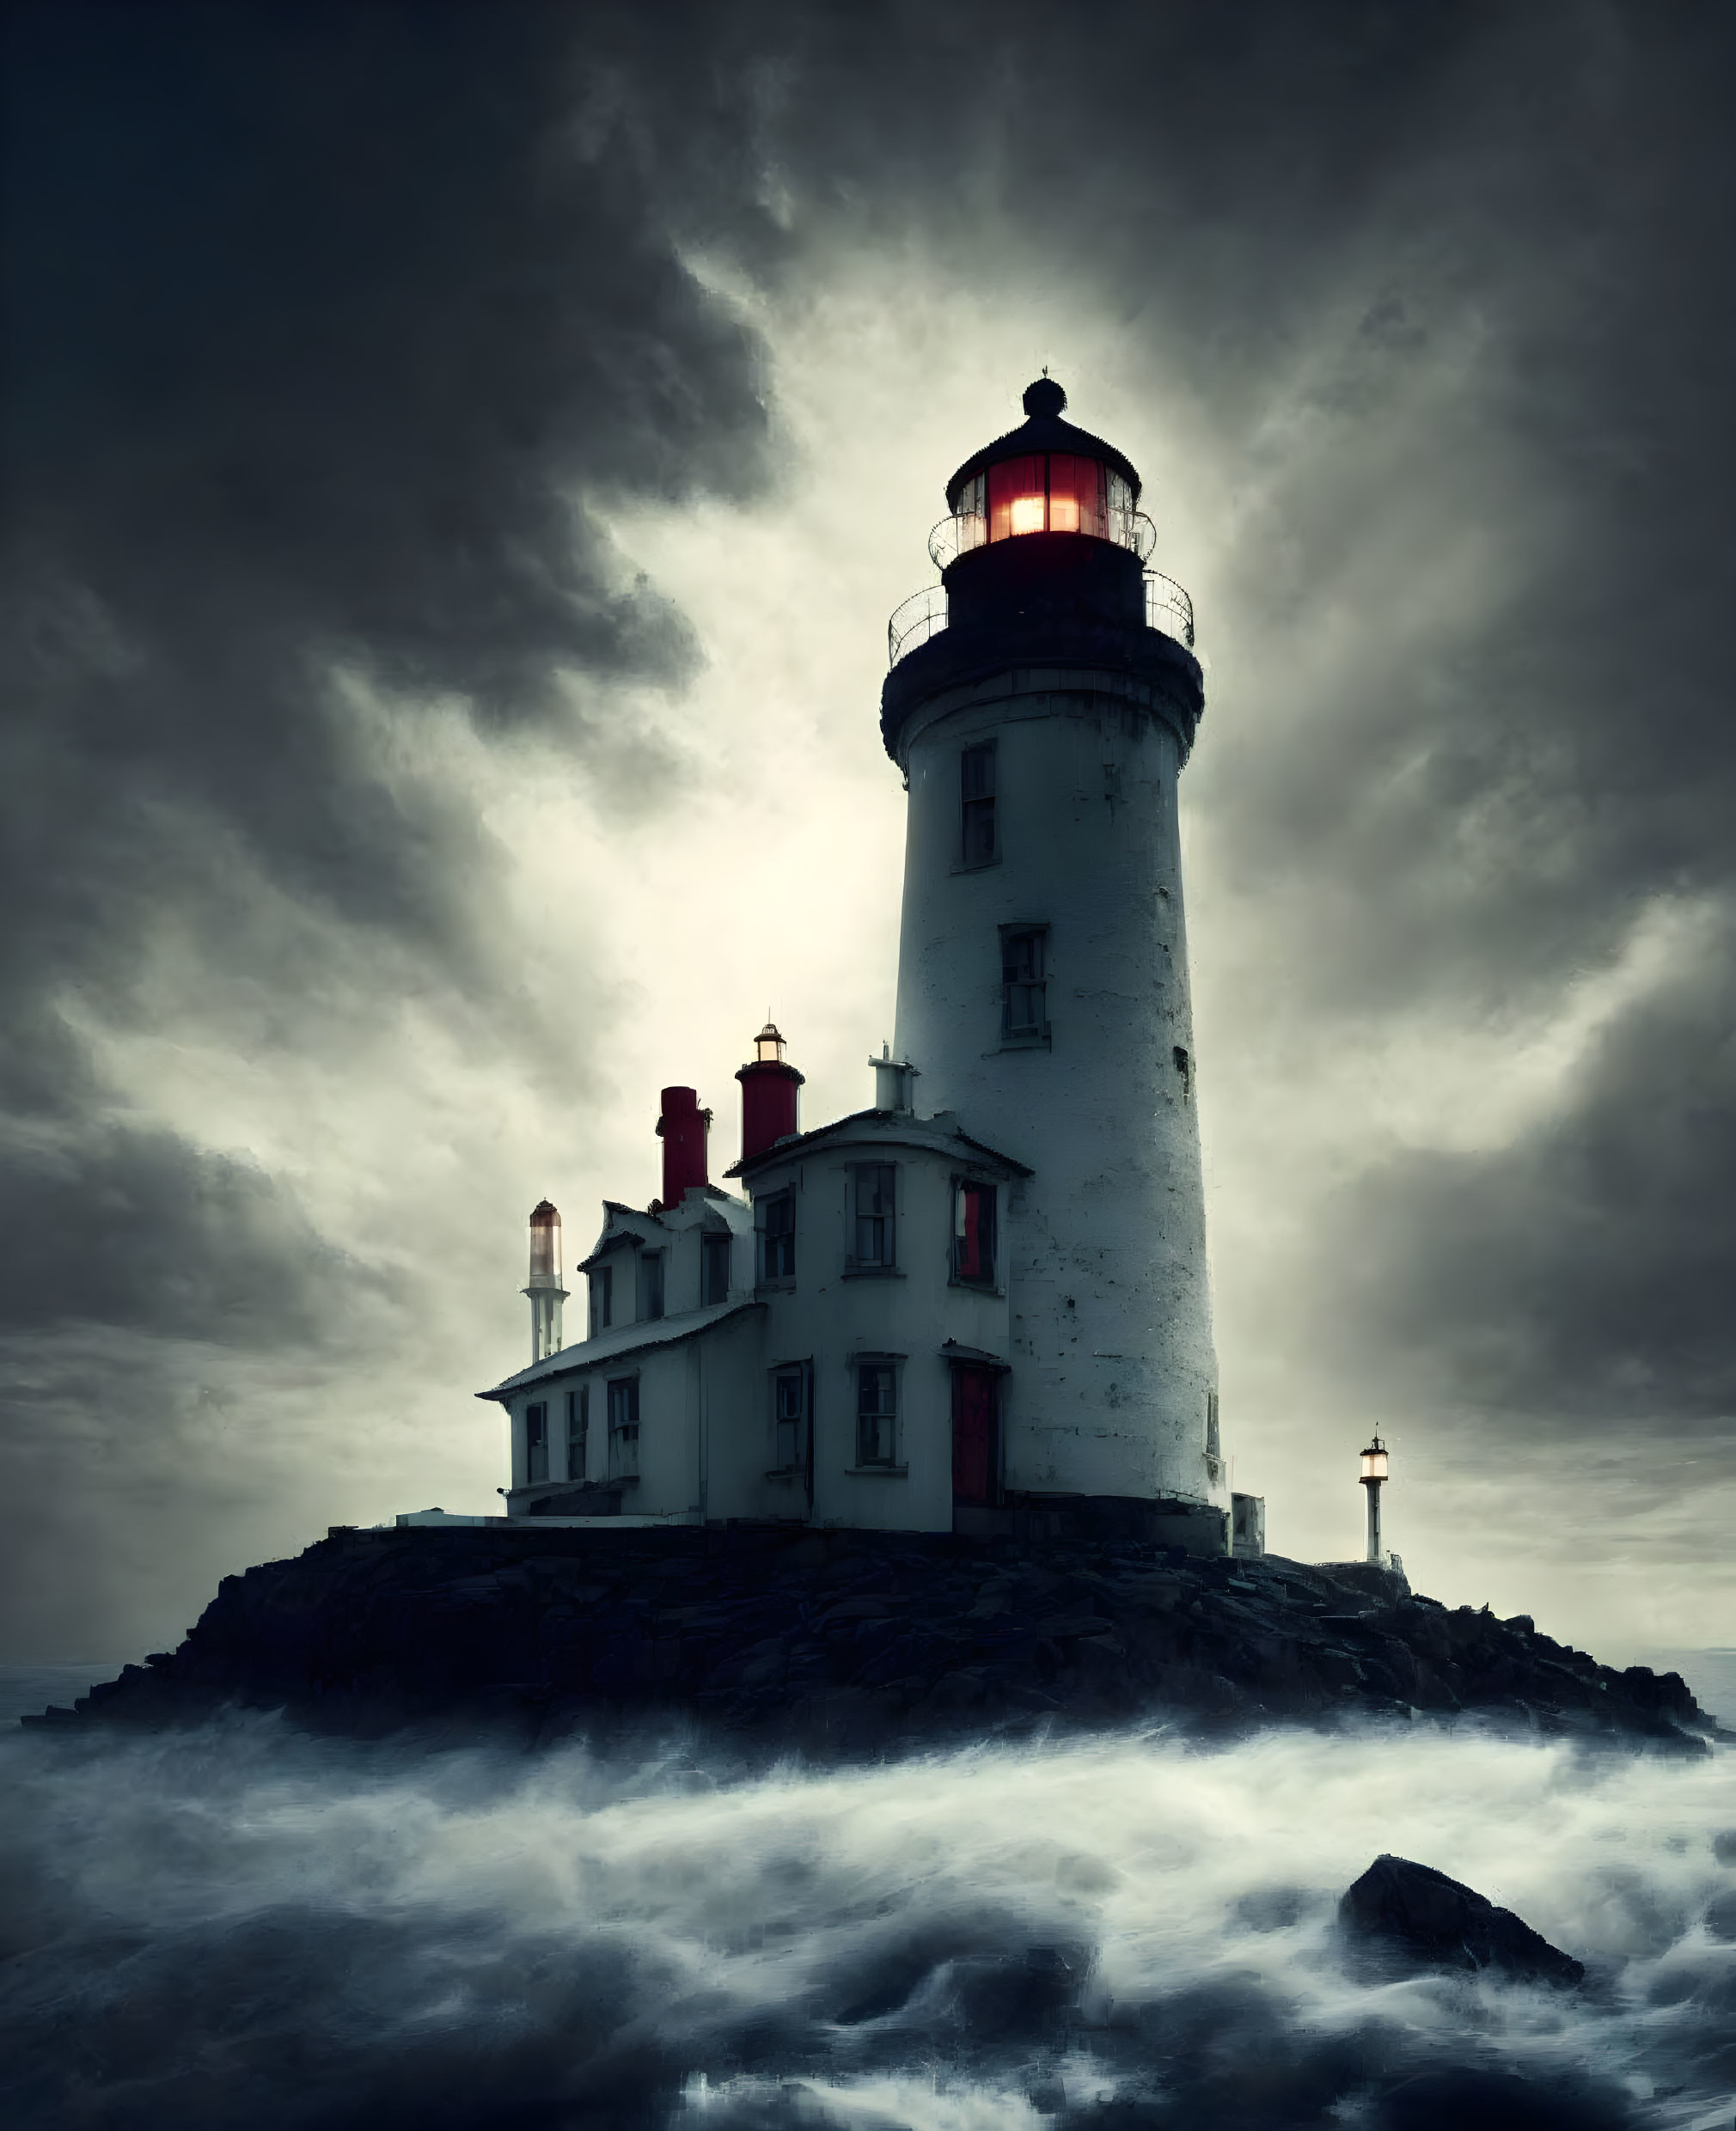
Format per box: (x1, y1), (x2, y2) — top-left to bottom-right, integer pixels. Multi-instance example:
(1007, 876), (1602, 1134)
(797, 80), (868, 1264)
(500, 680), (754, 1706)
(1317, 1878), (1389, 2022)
(0, 1120), (368, 1346)
(1331, 902), (1736, 1425)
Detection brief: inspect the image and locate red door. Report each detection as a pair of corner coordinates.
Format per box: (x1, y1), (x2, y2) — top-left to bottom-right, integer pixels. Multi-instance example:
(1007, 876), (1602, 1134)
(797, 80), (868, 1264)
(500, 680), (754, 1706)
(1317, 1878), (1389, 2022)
(951, 1366), (999, 1505)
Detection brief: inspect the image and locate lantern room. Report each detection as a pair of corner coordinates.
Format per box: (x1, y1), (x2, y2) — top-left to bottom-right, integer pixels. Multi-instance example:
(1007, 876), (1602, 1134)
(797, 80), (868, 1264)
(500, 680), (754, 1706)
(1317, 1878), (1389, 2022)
(528, 1200), (561, 1285)
(886, 377), (1197, 685)
(930, 376), (1152, 565)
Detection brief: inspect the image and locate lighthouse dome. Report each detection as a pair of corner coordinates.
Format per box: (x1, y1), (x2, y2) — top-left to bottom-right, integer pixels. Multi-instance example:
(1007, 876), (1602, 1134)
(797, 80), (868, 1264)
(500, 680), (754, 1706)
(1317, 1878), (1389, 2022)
(944, 376), (1143, 521)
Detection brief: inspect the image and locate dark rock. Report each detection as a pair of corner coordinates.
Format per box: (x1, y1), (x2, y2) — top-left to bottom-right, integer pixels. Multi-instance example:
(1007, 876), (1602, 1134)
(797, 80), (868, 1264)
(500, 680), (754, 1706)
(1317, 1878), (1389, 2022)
(1340, 1854), (1585, 1987)
(14, 1525), (1717, 1759)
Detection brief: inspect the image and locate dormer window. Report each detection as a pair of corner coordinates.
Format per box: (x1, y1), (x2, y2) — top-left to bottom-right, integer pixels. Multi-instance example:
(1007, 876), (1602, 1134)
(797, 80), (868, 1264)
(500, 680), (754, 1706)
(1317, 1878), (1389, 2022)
(588, 1265), (613, 1335)
(637, 1249), (664, 1322)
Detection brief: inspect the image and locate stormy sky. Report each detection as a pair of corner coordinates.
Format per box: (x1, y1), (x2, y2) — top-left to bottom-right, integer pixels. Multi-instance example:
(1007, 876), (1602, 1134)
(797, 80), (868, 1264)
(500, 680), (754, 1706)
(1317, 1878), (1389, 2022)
(3, 0), (1733, 1660)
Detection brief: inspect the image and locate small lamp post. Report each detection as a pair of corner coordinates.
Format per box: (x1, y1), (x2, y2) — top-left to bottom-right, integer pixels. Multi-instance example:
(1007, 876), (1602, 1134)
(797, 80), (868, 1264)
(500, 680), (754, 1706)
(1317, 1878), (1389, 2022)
(1359, 1433), (1390, 1565)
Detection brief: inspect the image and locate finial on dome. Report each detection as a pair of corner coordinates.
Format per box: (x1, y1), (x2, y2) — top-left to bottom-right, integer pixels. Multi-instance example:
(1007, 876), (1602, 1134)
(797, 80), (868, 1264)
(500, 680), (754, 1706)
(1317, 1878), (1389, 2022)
(1023, 376), (1067, 418)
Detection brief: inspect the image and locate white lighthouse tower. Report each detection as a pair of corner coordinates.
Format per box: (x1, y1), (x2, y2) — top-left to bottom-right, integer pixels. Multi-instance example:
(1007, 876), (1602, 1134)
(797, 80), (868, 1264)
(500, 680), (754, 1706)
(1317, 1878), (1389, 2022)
(884, 379), (1223, 1533)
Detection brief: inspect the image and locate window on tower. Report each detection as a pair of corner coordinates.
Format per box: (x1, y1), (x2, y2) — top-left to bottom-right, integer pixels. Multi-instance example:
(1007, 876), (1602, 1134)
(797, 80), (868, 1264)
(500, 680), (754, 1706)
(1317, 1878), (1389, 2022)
(961, 742), (996, 867)
(952, 1180), (997, 1285)
(1000, 926), (1049, 1041)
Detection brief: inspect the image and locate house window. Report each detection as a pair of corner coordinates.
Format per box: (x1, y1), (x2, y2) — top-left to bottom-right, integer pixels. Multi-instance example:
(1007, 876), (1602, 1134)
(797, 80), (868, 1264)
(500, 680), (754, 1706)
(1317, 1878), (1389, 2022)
(589, 1264), (613, 1335)
(567, 1385), (588, 1481)
(637, 1249), (664, 1322)
(761, 1189), (796, 1284)
(1206, 1389), (1220, 1461)
(526, 1401), (548, 1485)
(608, 1377), (640, 1478)
(961, 741), (996, 867)
(773, 1365), (810, 1470)
(856, 1362), (897, 1468)
(1001, 927), (1048, 1040)
(701, 1231), (731, 1307)
(851, 1163), (896, 1269)
(953, 1181), (997, 1285)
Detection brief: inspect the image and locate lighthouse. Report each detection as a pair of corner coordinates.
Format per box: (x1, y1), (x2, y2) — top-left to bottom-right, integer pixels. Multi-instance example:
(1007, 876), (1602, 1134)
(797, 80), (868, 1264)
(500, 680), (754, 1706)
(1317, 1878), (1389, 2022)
(457, 377), (1250, 1558)
(883, 378), (1222, 1526)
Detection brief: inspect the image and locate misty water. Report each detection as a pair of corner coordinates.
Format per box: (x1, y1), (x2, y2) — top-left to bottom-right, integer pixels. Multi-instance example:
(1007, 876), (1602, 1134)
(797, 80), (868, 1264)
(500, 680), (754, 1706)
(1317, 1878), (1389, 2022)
(5, 1690), (1736, 2129)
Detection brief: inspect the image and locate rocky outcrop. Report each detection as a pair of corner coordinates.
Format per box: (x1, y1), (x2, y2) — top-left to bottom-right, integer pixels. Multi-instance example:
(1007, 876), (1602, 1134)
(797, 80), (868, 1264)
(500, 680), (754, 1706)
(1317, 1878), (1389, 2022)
(1340, 1854), (1586, 1986)
(21, 1523), (1718, 1755)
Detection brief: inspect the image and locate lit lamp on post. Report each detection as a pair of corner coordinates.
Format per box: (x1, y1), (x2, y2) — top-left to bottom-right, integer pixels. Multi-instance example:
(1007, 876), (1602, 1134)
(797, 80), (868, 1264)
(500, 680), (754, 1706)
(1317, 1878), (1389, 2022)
(1359, 1433), (1390, 1565)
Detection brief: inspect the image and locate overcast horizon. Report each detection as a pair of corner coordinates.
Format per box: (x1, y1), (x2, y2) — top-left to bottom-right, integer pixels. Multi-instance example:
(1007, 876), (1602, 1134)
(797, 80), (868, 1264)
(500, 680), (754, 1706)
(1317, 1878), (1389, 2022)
(3, 0), (1734, 1664)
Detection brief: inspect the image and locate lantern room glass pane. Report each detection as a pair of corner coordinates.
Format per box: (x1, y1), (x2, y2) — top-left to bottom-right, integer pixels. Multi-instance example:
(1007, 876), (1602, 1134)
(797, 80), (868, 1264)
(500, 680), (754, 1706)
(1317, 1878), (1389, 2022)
(1047, 454), (1107, 539)
(988, 455), (1044, 541)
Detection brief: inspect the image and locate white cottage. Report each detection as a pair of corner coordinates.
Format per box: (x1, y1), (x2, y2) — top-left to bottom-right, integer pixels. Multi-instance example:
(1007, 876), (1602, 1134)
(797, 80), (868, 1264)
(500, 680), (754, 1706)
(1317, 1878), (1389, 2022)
(419, 379), (1262, 1558)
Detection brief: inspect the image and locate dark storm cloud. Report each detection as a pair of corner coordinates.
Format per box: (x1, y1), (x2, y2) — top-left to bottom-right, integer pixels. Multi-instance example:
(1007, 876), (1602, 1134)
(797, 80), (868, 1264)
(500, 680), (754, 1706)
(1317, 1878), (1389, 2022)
(0, 0), (779, 1345)
(1337, 911), (1736, 1424)
(0, 1121), (363, 1344)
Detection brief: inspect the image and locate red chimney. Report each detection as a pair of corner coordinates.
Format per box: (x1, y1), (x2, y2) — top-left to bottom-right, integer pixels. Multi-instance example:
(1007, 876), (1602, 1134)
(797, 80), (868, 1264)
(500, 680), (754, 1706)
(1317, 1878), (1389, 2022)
(737, 1022), (804, 1163)
(656, 1087), (710, 1206)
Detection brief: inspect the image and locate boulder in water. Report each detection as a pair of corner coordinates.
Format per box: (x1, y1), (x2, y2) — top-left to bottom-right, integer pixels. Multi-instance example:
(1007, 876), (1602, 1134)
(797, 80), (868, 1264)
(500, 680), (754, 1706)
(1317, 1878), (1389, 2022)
(1340, 1853), (1584, 1987)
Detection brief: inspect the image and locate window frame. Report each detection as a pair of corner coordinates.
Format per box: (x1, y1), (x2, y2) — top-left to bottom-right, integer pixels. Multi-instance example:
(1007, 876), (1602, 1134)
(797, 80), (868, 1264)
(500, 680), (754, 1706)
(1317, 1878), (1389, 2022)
(951, 1177), (998, 1287)
(566, 1384), (589, 1482)
(607, 1374), (641, 1480)
(758, 1188), (797, 1286)
(771, 1361), (812, 1474)
(999, 923), (1050, 1045)
(700, 1230), (732, 1308)
(636, 1248), (665, 1323)
(588, 1263), (613, 1336)
(959, 740), (997, 870)
(852, 1354), (902, 1471)
(847, 1161), (898, 1273)
(525, 1399), (548, 1486)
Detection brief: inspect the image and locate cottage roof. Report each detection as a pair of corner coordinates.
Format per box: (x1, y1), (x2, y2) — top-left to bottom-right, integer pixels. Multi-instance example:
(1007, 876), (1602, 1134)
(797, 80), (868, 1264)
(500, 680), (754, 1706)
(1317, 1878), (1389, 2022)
(476, 1298), (761, 1403)
(723, 1106), (1031, 1182)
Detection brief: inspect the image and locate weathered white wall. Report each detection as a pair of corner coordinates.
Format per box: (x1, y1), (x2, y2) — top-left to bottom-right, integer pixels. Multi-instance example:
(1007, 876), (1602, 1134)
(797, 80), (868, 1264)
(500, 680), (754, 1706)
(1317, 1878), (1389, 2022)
(749, 1127), (1014, 1534)
(495, 1122), (1017, 1530)
(891, 666), (1222, 1512)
